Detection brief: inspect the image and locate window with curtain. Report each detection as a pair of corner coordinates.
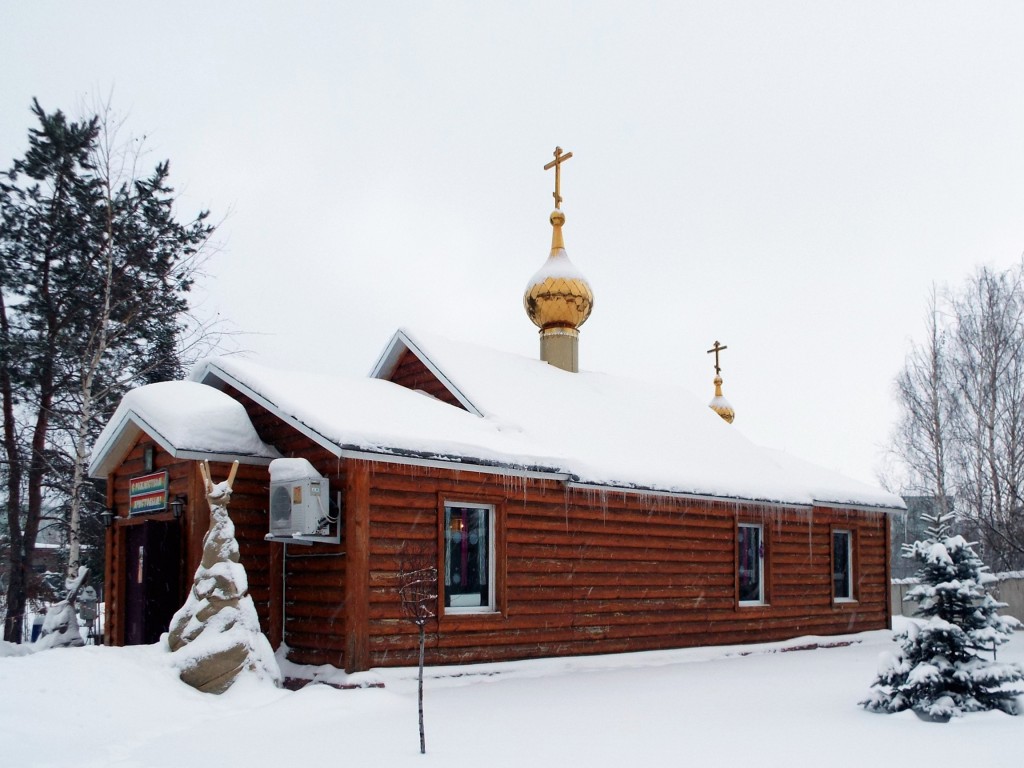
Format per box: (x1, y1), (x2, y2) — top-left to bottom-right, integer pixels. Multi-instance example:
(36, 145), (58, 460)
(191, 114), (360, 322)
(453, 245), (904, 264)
(738, 523), (764, 605)
(444, 503), (494, 612)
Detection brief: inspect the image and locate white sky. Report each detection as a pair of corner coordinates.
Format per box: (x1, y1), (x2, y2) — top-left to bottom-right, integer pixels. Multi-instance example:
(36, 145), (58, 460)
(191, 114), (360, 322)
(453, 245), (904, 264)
(4, 2), (1024, 487)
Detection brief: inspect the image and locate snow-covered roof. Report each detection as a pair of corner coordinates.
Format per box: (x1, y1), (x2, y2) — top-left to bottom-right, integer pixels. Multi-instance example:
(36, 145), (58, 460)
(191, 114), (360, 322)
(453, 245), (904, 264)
(184, 328), (903, 512)
(88, 381), (280, 478)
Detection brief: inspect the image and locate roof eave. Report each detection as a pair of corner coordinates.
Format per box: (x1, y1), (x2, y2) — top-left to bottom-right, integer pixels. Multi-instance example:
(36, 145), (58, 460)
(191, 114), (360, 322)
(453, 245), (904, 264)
(88, 409), (278, 478)
(199, 362), (345, 459)
(332, 445), (902, 513)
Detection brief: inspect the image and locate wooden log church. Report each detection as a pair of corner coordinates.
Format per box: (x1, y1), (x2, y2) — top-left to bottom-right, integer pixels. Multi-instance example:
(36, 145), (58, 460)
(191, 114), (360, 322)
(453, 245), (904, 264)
(90, 148), (903, 673)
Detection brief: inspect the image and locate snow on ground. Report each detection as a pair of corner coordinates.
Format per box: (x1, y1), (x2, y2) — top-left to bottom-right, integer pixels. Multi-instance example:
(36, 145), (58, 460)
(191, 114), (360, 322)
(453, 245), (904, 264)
(1, 618), (1021, 768)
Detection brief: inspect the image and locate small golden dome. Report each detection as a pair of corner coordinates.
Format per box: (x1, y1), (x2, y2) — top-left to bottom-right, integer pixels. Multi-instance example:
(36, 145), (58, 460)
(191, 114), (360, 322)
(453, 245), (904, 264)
(709, 375), (735, 424)
(524, 210), (594, 331)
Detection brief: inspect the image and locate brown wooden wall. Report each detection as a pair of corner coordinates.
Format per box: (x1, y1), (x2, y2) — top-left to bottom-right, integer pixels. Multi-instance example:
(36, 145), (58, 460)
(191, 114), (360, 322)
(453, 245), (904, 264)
(350, 460), (892, 670)
(222, 385), (349, 668)
(103, 437), (276, 646)
(104, 437), (193, 646)
(387, 348), (466, 409)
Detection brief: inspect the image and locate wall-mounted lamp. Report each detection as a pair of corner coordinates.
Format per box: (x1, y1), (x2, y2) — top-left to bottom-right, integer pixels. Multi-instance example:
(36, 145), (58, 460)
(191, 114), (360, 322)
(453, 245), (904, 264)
(170, 494), (187, 519)
(100, 507), (115, 528)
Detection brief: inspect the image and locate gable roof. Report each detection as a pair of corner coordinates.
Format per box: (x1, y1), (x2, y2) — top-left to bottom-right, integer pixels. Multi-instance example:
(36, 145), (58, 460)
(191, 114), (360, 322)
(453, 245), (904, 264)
(379, 329), (904, 510)
(185, 328), (903, 512)
(88, 381), (280, 478)
(371, 328), (482, 415)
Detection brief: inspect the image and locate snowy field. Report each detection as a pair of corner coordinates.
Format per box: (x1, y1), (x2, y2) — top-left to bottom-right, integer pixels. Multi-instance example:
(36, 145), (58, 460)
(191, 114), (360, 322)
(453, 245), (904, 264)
(1, 618), (1021, 768)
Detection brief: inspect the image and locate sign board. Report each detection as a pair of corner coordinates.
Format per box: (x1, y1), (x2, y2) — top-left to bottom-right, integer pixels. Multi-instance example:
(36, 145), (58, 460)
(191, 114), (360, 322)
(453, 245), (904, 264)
(129, 471), (168, 515)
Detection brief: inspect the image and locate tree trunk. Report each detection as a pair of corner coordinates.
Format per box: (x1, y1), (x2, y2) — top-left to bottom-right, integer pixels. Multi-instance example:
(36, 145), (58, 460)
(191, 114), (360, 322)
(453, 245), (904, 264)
(2, 549), (27, 642)
(1, 290), (26, 642)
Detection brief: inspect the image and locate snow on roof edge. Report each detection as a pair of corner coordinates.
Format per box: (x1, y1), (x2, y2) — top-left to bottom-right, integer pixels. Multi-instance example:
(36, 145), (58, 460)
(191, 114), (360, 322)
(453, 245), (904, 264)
(89, 380), (280, 478)
(198, 360), (345, 459)
(190, 334), (905, 514)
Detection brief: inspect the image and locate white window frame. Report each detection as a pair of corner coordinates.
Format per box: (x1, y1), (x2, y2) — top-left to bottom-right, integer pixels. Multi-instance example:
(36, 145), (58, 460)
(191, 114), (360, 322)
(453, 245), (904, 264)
(832, 529), (855, 602)
(442, 501), (496, 615)
(737, 522), (764, 606)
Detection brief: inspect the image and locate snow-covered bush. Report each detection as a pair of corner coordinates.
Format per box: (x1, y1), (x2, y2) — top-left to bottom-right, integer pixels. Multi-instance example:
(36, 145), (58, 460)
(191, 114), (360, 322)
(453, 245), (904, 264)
(862, 512), (1023, 719)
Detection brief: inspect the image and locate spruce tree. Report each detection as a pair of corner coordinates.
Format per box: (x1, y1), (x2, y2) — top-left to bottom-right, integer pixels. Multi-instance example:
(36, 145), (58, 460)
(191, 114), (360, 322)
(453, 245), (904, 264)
(862, 512), (1023, 719)
(0, 100), (214, 641)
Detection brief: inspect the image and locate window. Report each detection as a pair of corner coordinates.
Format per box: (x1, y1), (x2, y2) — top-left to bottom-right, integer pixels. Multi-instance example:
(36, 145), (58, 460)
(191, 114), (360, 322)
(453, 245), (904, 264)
(833, 530), (854, 601)
(737, 523), (764, 605)
(443, 503), (495, 613)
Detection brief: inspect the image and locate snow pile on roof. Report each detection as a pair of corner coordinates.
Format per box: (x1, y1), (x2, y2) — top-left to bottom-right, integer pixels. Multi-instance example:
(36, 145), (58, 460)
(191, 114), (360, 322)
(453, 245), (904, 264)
(89, 380), (279, 477)
(396, 329), (902, 509)
(188, 328), (902, 511)
(195, 361), (546, 466)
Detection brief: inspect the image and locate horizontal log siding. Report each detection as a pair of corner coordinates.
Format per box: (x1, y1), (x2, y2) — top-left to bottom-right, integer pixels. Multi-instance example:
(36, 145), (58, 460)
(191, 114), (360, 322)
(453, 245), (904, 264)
(360, 461), (891, 668)
(386, 349), (466, 410)
(283, 544), (347, 666)
(104, 442), (278, 645)
(218, 386), (351, 667)
(105, 438), (193, 645)
(276, 446), (346, 666)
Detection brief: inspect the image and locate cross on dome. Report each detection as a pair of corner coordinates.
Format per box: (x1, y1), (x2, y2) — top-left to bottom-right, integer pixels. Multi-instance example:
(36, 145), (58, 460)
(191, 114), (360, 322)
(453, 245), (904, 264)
(544, 146), (573, 210)
(707, 340), (728, 375)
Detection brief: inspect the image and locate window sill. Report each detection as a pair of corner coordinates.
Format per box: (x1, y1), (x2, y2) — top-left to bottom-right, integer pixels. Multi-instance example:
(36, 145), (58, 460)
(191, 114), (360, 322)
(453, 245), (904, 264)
(444, 607), (499, 616)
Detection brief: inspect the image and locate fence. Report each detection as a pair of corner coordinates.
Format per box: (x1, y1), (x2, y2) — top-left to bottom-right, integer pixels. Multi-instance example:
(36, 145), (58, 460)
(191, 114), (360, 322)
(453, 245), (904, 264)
(891, 573), (1024, 622)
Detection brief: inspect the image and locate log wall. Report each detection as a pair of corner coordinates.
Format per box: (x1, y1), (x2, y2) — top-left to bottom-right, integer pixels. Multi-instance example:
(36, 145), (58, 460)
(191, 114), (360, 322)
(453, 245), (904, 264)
(387, 348), (466, 409)
(103, 439), (275, 646)
(104, 438), (192, 646)
(356, 460), (891, 669)
(224, 385), (349, 668)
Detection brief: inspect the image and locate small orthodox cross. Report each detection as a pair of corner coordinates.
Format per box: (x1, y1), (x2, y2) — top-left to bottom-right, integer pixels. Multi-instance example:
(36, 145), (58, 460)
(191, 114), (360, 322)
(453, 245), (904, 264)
(707, 340), (728, 375)
(544, 146), (573, 209)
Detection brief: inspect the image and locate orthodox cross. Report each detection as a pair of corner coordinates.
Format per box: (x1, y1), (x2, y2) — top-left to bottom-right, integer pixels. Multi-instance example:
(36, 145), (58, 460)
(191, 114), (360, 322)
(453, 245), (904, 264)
(544, 146), (573, 209)
(707, 340), (728, 375)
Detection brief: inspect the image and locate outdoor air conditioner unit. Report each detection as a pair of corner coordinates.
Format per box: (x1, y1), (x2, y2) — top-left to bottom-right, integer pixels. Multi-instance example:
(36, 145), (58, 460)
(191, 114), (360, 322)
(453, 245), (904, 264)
(268, 458), (330, 539)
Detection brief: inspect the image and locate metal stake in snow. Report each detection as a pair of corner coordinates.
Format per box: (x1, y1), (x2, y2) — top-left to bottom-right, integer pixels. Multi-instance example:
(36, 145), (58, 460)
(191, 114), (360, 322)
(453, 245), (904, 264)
(544, 146), (573, 210)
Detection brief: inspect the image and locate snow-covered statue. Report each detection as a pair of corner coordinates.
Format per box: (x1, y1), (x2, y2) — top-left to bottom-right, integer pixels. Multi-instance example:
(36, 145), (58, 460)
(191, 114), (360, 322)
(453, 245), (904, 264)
(167, 460), (280, 693)
(34, 567), (90, 650)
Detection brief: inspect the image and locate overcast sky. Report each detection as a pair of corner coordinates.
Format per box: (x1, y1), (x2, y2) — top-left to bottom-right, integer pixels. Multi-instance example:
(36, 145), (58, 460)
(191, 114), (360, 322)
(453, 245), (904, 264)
(4, 2), (1024, 487)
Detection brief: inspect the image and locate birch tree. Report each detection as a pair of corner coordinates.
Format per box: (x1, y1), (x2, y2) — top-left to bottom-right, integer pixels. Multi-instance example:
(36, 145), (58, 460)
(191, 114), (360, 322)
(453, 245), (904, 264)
(891, 286), (956, 520)
(891, 263), (1024, 570)
(0, 99), (215, 641)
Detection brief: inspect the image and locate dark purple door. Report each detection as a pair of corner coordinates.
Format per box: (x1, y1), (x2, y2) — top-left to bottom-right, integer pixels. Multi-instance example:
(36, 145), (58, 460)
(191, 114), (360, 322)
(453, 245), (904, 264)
(124, 519), (182, 645)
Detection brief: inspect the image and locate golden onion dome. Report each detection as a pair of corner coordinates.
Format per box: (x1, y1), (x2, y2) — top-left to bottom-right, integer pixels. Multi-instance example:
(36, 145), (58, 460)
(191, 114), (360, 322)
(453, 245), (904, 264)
(524, 210), (594, 331)
(709, 375), (736, 424)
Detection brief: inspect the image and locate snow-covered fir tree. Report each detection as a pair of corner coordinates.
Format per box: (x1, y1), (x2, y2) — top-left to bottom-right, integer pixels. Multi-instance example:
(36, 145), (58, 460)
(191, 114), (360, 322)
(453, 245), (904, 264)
(862, 512), (1023, 719)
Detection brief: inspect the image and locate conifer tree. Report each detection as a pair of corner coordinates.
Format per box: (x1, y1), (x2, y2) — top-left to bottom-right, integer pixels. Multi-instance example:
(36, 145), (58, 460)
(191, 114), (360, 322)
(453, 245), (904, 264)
(862, 512), (1024, 719)
(0, 99), (215, 641)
